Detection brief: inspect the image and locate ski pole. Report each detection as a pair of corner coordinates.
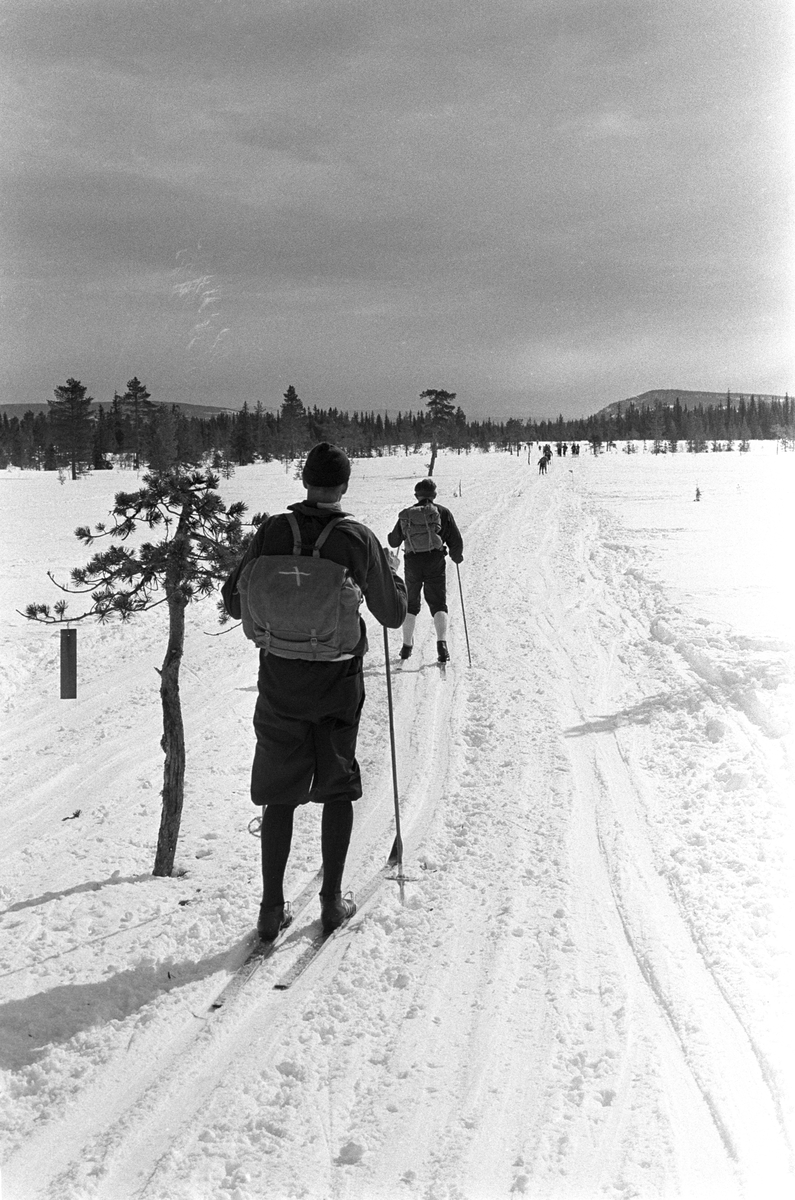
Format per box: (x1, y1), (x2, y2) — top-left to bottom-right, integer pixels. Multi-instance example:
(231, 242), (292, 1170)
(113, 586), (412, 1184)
(456, 563), (472, 667)
(382, 625), (405, 880)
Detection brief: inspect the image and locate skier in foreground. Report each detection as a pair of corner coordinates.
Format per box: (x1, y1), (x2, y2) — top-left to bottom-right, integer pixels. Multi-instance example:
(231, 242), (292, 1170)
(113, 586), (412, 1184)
(222, 443), (407, 941)
(387, 477), (463, 665)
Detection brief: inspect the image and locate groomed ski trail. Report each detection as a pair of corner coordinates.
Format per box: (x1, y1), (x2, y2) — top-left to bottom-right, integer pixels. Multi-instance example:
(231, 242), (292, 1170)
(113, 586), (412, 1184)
(3, 453), (790, 1200)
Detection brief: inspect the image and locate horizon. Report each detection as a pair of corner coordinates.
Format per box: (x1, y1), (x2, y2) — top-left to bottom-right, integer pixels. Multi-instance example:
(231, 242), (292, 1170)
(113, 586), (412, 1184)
(2, 385), (791, 427)
(3, 1), (793, 421)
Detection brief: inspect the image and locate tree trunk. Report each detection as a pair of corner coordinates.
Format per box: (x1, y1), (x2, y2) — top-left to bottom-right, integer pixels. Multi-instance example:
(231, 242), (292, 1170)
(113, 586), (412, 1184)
(153, 588), (187, 876)
(428, 440), (437, 476)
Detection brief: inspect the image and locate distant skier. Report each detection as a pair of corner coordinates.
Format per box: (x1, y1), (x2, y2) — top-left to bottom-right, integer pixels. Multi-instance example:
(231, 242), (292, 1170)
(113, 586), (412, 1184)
(388, 478), (463, 664)
(695, 487), (701, 501)
(537, 456), (549, 475)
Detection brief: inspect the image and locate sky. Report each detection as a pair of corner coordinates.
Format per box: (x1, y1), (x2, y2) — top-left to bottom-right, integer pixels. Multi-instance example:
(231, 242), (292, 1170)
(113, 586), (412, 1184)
(2, 0), (793, 422)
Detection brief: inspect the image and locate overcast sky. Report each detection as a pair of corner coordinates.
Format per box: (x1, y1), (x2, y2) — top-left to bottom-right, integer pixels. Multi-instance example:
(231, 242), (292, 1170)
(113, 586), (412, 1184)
(2, 0), (793, 420)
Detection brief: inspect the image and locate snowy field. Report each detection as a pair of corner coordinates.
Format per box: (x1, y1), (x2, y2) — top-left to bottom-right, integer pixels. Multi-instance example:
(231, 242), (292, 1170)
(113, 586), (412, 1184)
(0, 444), (793, 1200)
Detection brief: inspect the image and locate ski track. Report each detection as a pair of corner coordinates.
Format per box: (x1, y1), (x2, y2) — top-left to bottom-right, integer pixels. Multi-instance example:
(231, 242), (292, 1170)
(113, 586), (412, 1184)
(1, 452), (792, 1200)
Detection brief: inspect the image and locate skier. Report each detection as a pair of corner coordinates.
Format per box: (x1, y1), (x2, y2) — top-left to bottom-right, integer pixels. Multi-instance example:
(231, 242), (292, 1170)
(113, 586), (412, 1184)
(222, 443), (407, 941)
(537, 456), (548, 475)
(387, 477), (463, 665)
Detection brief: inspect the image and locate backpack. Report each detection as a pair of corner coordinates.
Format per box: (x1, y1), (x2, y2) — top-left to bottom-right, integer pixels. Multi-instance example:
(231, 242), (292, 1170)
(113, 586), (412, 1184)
(236, 513), (363, 659)
(399, 502), (443, 553)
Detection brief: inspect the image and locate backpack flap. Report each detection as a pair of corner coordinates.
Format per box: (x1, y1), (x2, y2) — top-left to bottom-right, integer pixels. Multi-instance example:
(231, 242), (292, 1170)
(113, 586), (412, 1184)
(399, 502), (443, 553)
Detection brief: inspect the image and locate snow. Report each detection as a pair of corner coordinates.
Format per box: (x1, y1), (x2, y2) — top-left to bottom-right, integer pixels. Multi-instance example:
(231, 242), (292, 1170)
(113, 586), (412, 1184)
(0, 444), (793, 1200)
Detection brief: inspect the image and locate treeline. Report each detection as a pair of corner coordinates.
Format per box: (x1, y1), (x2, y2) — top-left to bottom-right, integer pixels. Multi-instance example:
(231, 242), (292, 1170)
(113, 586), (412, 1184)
(537, 392), (795, 447)
(1, 380), (793, 473)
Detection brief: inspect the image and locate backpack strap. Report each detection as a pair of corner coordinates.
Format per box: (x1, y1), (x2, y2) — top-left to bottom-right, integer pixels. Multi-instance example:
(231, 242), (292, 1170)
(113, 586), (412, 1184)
(285, 512), (346, 558)
(312, 516), (346, 556)
(285, 512), (303, 556)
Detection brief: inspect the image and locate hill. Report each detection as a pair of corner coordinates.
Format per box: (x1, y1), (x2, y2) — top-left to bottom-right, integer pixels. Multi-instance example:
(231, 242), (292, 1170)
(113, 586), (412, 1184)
(595, 389), (788, 420)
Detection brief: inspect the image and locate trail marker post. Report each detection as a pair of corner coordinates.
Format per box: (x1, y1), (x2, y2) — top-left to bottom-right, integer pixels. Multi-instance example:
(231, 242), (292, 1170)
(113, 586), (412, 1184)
(60, 627), (77, 699)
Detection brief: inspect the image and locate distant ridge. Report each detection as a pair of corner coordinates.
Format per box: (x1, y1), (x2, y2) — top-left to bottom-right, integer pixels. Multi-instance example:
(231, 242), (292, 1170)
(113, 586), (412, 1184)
(0, 399), (249, 420)
(595, 389), (788, 420)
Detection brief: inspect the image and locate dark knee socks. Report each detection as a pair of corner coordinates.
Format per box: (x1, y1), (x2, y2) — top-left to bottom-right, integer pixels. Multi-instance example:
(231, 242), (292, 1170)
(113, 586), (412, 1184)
(320, 800), (354, 898)
(260, 805), (296, 907)
(261, 800), (353, 904)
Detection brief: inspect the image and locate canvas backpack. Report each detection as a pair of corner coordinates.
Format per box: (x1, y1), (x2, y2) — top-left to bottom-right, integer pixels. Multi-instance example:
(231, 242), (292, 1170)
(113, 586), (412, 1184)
(399, 501), (443, 553)
(236, 513), (363, 659)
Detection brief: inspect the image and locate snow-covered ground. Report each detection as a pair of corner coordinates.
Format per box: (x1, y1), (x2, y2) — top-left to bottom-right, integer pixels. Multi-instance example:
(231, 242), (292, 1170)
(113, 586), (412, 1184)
(1, 444), (793, 1200)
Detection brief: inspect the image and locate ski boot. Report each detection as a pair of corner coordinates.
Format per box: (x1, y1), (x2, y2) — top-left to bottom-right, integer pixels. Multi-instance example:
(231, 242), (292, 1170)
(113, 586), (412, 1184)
(257, 901), (293, 942)
(320, 892), (357, 933)
(436, 640), (450, 664)
(399, 644), (413, 661)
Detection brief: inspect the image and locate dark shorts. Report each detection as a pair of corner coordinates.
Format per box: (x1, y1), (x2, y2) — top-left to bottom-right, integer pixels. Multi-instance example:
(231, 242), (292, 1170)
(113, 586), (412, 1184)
(251, 654), (365, 807)
(404, 550), (447, 616)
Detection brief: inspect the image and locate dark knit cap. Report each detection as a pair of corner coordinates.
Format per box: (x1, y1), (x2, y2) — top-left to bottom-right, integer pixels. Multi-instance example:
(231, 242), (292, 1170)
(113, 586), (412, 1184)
(414, 478), (437, 497)
(302, 443), (351, 488)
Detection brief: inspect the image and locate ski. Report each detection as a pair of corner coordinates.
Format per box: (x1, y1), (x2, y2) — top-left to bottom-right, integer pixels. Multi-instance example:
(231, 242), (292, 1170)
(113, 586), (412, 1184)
(208, 866), (324, 1011)
(273, 851), (400, 991)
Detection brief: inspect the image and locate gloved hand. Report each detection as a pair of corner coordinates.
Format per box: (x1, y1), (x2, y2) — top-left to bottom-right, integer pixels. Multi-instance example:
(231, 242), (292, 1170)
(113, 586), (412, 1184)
(451, 554), (463, 565)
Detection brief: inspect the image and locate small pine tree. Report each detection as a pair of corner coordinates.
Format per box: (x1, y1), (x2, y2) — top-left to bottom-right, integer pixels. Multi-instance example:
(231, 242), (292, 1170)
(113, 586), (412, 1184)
(420, 388), (457, 475)
(22, 471), (254, 877)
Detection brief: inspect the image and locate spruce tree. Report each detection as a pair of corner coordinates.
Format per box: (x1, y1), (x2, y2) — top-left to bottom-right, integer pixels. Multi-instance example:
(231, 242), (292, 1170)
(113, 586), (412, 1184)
(230, 401), (255, 465)
(49, 378), (95, 479)
(279, 385), (308, 461)
(123, 376), (155, 469)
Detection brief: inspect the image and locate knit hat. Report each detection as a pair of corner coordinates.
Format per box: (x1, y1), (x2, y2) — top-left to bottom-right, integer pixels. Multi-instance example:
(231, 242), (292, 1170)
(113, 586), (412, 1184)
(414, 478), (437, 497)
(302, 443), (351, 488)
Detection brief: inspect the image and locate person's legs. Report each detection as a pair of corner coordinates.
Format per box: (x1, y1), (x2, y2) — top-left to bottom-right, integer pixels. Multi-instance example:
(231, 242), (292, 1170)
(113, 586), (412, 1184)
(258, 804), (297, 939)
(260, 804), (296, 907)
(424, 553), (449, 660)
(319, 800), (357, 932)
(400, 612), (417, 656)
(401, 558), (422, 656)
(255, 657), (363, 935)
(320, 799), (354, 898)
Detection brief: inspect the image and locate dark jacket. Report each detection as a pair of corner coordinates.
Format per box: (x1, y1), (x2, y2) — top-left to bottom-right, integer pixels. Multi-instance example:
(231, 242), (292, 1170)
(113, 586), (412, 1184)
(222, 502), (407, 657)
(388, 500), (464, 563)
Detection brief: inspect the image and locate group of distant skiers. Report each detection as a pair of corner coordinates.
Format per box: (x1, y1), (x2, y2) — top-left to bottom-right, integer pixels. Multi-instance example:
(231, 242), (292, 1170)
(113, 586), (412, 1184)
(536, 442), (581, 473)
(223, 443), (463, 943)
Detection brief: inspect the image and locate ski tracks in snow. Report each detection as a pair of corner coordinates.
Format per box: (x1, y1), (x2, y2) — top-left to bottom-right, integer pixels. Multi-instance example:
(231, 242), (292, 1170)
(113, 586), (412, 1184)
(1, 592), (459, 1200)
(3, 455), (792, 1200)
(528, 472), (793, 1198)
